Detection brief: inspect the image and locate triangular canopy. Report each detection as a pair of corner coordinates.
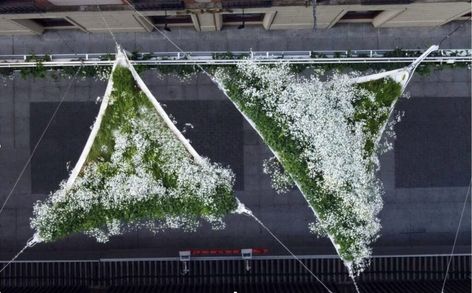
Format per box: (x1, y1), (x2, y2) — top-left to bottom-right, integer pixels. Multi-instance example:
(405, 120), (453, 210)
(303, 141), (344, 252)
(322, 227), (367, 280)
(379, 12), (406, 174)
(214, 45), (438, 275)
(31, 46), (236, 244)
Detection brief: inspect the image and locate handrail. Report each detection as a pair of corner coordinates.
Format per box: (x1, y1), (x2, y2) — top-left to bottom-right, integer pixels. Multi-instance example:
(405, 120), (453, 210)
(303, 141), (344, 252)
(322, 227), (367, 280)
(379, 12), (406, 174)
(0, 253), (470, 263)
(0, 48), (470, 68)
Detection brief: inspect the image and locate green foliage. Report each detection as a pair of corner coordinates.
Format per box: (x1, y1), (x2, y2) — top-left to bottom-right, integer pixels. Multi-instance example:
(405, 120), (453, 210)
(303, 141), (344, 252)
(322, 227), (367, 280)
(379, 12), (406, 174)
(100, 53), (115, 61)
(19, 54), (51, 79)
(354, 79), (402, 156)
(155, 64), (202, 76)
(3, 48), (468, 81)
(87, 66), (149, 163)
(384, 48), (421, 57)
(212, 52), (249, 60)
(0, 68), (14, 78)
(219, 67), (401, 262)
(36, 66), (236, 242)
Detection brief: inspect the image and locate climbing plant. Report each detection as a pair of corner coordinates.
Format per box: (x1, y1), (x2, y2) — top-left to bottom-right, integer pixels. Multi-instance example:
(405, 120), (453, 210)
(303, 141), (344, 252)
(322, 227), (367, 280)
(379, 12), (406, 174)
(31, 60), (237, 243)
(214, 60), (403, 275)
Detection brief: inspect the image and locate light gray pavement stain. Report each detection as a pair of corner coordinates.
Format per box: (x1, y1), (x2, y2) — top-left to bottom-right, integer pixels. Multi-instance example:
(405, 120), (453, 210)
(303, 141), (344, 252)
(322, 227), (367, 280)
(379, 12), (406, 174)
(0, 23), (470, 260)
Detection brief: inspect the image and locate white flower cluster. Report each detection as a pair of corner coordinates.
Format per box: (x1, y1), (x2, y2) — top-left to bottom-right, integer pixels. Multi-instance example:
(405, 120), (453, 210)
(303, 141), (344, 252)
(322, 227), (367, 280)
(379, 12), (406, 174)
(31, 86), (234, 243)
(215, 61), (400, 274)
(262, 156), (294, 194)
(1, 71), (14, 87)
(380, 110), (404, 154)
(308, 221), (327, 238)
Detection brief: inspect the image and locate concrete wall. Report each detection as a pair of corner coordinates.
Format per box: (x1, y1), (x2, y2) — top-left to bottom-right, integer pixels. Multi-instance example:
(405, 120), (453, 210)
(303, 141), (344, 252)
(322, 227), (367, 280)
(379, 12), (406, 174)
(68, 11), (147, 32)
(0, 2), (470, 35)
(0, 18), (34, 35)
(266, 2), (471, 29)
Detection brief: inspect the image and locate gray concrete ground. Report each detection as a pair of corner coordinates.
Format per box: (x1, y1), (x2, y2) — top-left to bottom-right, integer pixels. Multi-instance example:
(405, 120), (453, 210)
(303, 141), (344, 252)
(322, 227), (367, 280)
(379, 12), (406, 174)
(0, 21), (470, 55)
(0, 23), (470, 261)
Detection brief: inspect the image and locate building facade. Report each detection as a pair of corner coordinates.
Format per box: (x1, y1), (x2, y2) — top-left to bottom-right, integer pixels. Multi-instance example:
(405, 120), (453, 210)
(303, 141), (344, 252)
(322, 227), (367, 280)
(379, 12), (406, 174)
(0, 1), (470, 35)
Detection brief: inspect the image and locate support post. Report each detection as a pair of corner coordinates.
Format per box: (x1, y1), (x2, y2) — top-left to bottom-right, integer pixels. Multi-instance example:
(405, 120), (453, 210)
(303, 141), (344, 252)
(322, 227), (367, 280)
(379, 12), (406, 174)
(263, 12), (277, 30)
(241, 249), (253, 272)
(179, 250), (191, 275)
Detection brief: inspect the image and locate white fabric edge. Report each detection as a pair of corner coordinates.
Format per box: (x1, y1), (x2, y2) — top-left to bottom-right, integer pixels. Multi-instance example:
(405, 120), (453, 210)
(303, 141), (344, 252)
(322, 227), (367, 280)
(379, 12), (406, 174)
(352, 68), (410, 89)
(65, 46), (204, 192)
(122, 49), (204, 165)
(211, 76), (343, 263)
(352, 45), (439, 91)
(215, 46), (437, 269)
(65, 49), (127, 190)
(354, 45), (439, 147)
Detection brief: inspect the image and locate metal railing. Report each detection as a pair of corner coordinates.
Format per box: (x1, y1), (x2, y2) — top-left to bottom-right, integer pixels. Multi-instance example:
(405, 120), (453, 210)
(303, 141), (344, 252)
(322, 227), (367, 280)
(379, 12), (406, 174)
(0, 49), (470, 68)
(1, 254), (470, 287)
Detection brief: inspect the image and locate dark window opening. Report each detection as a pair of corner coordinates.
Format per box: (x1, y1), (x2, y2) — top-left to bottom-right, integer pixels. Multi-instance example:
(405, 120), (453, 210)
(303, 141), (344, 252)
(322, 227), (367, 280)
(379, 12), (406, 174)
(222, 0), (272, 9)
(133, 0), (184, 10)
(360, 0), (412, 4)
(462, 12), (471, 17)
(0, 0), (45, 14)
(340, 10), (383, 20)
(223, 13), (265, 23)
(31, 18), (74, 27)
(149, 15), (192, 24)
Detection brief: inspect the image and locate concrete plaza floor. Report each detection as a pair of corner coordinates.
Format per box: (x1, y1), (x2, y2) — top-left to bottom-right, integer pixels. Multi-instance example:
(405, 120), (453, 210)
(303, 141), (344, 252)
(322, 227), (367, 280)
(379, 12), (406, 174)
(0, 23), (470, 260)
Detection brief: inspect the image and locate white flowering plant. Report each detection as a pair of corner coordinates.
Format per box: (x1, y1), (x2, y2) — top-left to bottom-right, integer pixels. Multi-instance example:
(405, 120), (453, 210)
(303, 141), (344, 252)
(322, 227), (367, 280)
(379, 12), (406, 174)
(262, 156), (295, 194)
(214, 61), (402, 275)
(31, 65), (237, 243)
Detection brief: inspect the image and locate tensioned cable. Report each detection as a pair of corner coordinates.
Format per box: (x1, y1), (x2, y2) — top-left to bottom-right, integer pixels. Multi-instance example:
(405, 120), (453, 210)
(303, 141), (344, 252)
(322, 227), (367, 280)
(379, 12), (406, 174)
(241, 211), (334, 293)
(0, 237), (35, 275)
(435, 17), (471, 290)
(408, 15), (470, 50)
(122, 0), (212, 69)
(438, 16), (471, 47)
(103, 4), (470, 292)
(54, 31), (75, 54)
(0, 65), (84, 277)
(370, 17), (472, 292)
(0, 12), (86, 275)
(1, 3), (120, 275)
(96, 2), (118, 46)
(0, 7), (86, 217)
(440, 179), (471, 293)
(0, 65), (83, 217)
(118, 2), (338, 292)
(34, 5), (79, 56)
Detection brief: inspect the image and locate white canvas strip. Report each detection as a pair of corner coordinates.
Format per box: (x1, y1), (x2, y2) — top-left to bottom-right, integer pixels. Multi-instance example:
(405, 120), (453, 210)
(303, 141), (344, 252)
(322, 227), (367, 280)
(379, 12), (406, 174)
(65, 48), (126, 190)
(65, 45), (203, 191)
(122, 49), (204, 164)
